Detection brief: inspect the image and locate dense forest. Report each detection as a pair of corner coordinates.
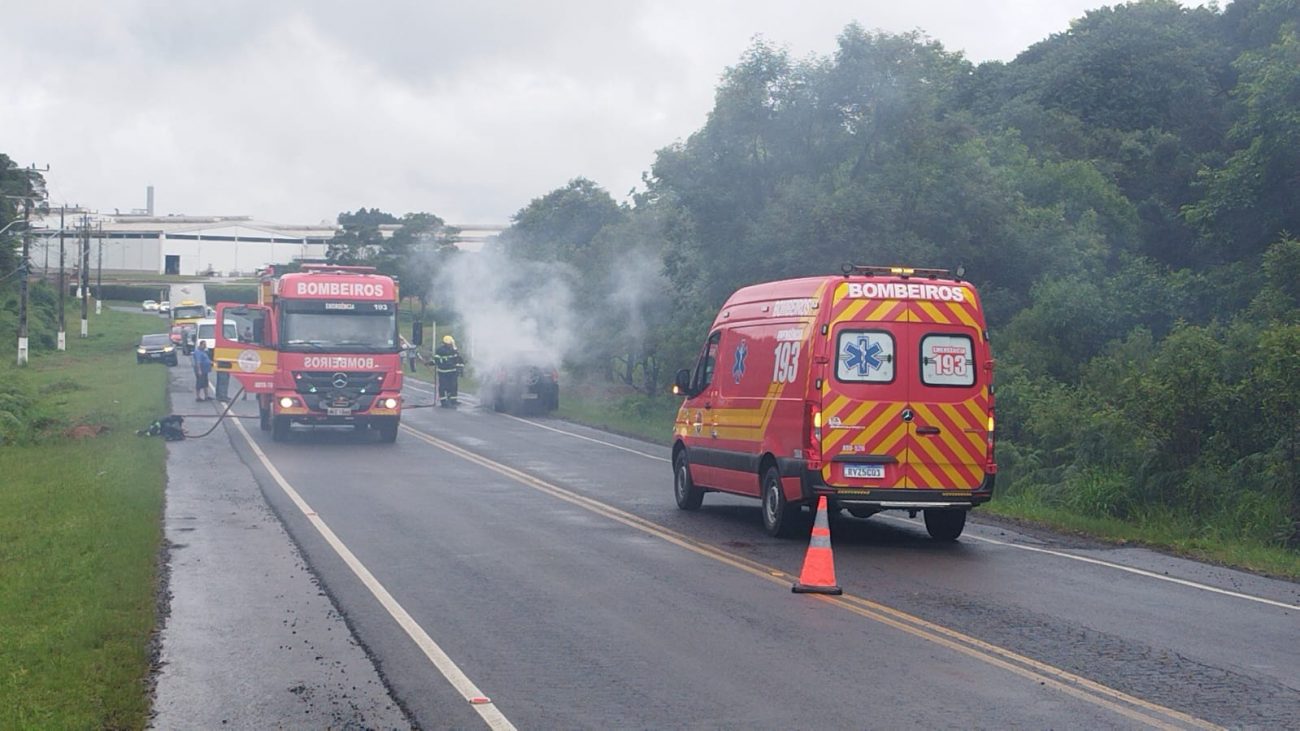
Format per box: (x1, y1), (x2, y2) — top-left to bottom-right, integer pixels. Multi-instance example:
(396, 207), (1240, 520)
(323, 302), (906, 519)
(3, 0), (1296, 552)
(496, 0), (1300, 550)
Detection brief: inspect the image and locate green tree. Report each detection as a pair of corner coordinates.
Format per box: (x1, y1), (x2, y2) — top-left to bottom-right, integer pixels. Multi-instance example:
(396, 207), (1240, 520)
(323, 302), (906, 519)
(391, 212), (459, 315)
(1185, 25), (1300, 258)
(327, 207), (399, 264)
(0, 154), (47, 277)
(503, 177), (626, 267)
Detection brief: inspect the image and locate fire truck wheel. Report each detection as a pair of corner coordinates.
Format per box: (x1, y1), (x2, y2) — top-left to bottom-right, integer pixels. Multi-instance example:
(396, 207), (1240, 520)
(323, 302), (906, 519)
(924, 508), (967, 542)
(761, 465), (799, 538)
(271, 416), (290, 442)
(259, 401), (271, 431)
(673, 451), (704, 510)
(377, 419), (399, 443)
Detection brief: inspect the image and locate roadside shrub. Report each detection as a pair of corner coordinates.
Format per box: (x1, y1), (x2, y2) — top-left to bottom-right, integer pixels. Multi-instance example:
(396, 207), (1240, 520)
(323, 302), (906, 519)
(206, 284), (259, 304)
(0, 380), (44, 446)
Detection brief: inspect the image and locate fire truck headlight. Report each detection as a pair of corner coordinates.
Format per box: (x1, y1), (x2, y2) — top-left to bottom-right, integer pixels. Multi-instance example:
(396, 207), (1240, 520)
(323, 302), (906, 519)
(279, 397), (295, 409)
(383, 397), (398, 409)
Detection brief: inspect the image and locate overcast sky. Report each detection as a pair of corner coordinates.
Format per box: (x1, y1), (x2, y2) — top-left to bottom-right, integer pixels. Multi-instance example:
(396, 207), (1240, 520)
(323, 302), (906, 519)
(3, 1), (1210, 226)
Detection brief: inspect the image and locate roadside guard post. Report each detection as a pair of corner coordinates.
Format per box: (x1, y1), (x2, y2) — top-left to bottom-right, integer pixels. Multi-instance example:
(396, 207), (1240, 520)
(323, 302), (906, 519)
(792, 496), (842, 595)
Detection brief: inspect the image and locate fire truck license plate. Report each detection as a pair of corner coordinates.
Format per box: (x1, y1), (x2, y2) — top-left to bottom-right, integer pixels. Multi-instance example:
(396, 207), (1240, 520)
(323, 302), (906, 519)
(844, 464), (885, 479)
(327, 407), (352, 416)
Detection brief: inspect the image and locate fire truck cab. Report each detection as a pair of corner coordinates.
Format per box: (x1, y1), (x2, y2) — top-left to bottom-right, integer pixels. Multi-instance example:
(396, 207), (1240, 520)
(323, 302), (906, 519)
(214, 265), (404, 442)
(672, 265), (996, 540)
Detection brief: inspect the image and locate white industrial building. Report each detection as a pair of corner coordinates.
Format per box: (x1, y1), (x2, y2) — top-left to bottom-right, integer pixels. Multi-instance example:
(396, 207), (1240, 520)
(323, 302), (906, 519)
(26, 211), (503, 276)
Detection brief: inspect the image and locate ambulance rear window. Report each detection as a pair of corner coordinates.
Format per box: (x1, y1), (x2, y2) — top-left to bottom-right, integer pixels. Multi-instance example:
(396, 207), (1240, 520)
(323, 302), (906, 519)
(835, 330), (894, 383)
(921, 334), (975, 387)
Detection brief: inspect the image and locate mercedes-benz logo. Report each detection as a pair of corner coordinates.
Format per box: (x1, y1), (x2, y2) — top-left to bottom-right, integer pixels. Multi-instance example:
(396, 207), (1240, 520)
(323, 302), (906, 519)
(331, 372), (349, 389)
(901, 408), (914, 422)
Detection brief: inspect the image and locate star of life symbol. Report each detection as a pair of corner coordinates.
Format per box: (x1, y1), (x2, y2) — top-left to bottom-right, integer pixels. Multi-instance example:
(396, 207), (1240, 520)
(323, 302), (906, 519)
(732, 339), (748, 384)
(842, 336), (884, 375)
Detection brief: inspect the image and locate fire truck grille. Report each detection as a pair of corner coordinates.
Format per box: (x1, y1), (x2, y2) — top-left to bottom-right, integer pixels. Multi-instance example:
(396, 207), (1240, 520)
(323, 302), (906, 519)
(293, 371), (386, 411)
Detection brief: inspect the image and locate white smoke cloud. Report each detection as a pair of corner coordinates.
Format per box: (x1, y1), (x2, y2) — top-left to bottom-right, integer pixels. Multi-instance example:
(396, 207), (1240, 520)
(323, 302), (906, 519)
(436, 244), (576, 376)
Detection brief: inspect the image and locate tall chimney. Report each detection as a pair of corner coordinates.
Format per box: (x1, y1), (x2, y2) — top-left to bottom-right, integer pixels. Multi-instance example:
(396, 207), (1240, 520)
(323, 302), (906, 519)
(147, 185), (155, 216)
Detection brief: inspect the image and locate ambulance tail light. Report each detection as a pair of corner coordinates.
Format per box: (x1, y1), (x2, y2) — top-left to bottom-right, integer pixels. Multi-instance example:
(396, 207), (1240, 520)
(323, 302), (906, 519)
(987, 411), (996, 464)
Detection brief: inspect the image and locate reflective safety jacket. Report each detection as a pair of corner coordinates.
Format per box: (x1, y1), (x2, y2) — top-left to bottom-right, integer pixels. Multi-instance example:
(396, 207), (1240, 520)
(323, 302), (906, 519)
(433, 344), (465, 374)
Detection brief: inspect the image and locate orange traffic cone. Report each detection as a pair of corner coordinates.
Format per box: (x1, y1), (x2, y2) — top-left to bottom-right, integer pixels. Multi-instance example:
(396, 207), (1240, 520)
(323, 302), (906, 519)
(792, 496), (842, 595)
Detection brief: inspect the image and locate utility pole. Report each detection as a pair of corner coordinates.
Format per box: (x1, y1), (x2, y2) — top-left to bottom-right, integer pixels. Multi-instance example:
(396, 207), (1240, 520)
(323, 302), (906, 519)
(6, 164), (47, 365)
(58, 206), (66, 350)
(80, 215), (90, 338)
(95, 221), (103, 315)
(17, 198), (30, 365)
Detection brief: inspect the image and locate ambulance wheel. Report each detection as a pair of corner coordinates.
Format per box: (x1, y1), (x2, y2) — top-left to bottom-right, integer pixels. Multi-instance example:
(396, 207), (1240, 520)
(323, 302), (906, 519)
(259, 401), (271, 431)
(376, 418), (399, 443)
(271, 416), (290, 442)
(924, 508), (967, 542)
(761, 466), (799, 538)
(673, 451), (704, 510)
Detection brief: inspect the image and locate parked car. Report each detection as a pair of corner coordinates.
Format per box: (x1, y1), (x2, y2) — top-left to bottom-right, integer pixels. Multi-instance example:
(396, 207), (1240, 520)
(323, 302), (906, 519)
(142, 299), (159, 312)
(485, 357), (559, 414)
(137, 333), (178, 366)
(158, 300), (171, 314)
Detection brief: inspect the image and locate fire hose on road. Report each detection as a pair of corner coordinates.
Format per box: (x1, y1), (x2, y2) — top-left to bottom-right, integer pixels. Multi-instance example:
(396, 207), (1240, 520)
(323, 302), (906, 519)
(138, 387), (442, 440)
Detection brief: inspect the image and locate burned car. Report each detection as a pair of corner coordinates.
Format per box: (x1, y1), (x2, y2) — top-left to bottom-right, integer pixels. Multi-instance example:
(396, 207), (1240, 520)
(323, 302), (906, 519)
(485, 358), (559, 414)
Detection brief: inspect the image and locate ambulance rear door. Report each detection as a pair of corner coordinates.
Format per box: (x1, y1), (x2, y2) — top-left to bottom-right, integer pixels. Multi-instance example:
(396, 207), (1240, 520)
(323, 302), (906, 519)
(902, 311), (990, 491)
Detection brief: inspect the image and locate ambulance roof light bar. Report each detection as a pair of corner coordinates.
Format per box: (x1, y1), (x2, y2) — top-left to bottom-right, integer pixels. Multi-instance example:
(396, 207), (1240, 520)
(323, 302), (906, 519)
(840, 263), (953, 279)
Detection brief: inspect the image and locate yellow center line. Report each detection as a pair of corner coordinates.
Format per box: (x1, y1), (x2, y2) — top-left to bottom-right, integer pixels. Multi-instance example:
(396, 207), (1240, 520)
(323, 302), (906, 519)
(400, 423), (1219, 731)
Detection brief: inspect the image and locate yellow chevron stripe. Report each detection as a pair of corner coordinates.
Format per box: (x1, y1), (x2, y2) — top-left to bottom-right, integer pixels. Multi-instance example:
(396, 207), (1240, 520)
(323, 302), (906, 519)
(911, 432), (978, 487)
(910, 456), (947, 489)
(836, 298), (868, 324)
(854, 406), (900, 448)
(937, 402), (987, 453)
(867, 299), (901, 322)
(946, 300), (981, 331)
(916, 301), (951, 325)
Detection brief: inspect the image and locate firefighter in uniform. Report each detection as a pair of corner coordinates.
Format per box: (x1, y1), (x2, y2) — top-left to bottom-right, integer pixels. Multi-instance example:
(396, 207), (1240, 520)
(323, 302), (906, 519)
(433, 335), (465, 408)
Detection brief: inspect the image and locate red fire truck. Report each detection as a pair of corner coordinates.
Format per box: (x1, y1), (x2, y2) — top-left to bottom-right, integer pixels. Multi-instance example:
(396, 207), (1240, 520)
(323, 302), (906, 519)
(214, 264), (404, 442)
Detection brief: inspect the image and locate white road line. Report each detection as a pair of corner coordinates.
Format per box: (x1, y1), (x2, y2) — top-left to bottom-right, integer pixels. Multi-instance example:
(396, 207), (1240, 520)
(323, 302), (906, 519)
(496, 413), (670, 462)
(877, 514), (1297, 611)
(227, 417), (517, 730)
(402, 382), (667, 461)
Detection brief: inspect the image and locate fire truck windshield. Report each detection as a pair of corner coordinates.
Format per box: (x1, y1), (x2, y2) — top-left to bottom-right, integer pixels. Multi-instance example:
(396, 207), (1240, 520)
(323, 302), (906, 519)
(282, 311), (398, 352)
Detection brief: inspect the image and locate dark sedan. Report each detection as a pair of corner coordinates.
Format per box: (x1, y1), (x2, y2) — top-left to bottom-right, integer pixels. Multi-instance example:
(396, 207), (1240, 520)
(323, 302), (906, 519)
(137, 333), (178, 366)
(486, 360), (559, 414)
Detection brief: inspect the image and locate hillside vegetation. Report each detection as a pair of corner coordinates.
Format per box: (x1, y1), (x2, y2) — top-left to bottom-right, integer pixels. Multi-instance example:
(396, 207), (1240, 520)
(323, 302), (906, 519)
(492, 0), (1300, 562)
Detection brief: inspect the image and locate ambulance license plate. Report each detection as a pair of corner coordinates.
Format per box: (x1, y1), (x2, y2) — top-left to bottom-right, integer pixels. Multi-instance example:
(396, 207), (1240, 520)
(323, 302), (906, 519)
(327, 407), (352, 416)
(844, 464), (885, 479)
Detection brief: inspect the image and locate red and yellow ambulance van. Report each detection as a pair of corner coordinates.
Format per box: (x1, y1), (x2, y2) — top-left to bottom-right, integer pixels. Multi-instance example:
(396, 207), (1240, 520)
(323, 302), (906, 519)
(672, 265), (996, 540)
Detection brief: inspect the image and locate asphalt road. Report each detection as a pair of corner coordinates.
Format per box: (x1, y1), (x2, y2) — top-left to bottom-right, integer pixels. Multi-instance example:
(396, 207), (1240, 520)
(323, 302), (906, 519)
(197, 373), (1298, 729)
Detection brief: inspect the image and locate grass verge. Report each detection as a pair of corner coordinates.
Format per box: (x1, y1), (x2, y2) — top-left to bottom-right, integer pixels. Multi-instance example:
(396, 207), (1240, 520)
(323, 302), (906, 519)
(0, 306), (169, 729)
(555, 387), (1300, 581)
(555, 386), (678, 446)
(984, 493), (1300, 580)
